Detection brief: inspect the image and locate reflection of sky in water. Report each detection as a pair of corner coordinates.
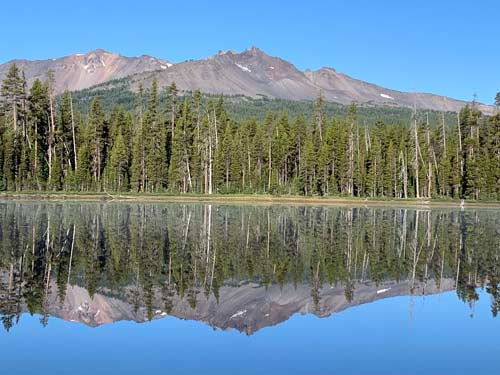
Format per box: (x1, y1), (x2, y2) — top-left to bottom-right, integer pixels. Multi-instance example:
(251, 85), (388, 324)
(1, 290), (499, 375)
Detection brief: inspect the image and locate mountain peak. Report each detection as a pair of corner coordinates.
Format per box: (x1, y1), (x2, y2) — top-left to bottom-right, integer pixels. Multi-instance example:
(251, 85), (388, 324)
(76, 48), (112, 57)
(216, 50), (236, 56)
(212, 46), (268, 59)
(317, 66), (337, 73)
(246, 45), (261, 53)
(89, 48), (108, 53)
(0, 49), (172, 93)
(241, 46), (272, 59)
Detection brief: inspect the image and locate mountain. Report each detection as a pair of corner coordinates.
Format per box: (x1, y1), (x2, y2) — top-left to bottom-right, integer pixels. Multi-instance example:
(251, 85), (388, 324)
(0, 49), (172, 93)
(37, 279), (454, 335)
(0, 47), (492, 113)
(124, 47), (491, 113)
(128, 47), (319, 101)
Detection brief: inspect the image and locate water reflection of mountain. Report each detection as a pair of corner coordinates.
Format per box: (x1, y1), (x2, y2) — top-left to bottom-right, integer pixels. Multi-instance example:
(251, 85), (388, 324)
(30, 279), (455, 334)
(0, 202), (499, 332)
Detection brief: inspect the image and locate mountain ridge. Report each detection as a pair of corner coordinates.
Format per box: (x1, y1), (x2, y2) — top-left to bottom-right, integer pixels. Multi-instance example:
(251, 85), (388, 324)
(0, 47), (493, 113)
(0, 48), (172, 94)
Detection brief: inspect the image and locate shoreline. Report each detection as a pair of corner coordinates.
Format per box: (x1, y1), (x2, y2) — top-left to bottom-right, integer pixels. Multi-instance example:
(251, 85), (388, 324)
(1, 192), (500, 208)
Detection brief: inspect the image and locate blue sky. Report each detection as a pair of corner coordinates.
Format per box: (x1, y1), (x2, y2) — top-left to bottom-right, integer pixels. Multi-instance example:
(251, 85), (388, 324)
(1, 0), (498, 104)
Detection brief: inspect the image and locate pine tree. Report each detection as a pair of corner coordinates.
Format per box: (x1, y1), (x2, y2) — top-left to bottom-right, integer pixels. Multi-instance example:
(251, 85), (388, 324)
(105, 106), (131, 191)
(313, 91), (325, 142)
(271, 112), (290, 192)
(230, 128), (244, 191)
(382, 140), (397, 197)
(165, 82), (178, 170)
(88, 97), (108, 190)
(487, 113), (500, 198)
(214, 120), (234, 191)
(27, 79), (50, 189)
(1, 64), (26, 133)
(144, 78), (166, 191)
(131, 87), (146, 192)
(1, 64), (26, 191)
(168, 98), (194, 193)
(2, 129), (22, 190)
(462, 103), (482, 199)
(76, 132), (92, 191)
(364, 132), (375, 197)
(345, 104), (357, 196)
(190, 89), (203, 192)
(45, 70), (56, 184)
(289, 115), (306, 191)
(300, 129), (316, 196)
(317, 128), (332, 195)
(252, 121), (266, 192)
(107, 131), (129, 191)
(168, 117), (183, 192)
(411, 107), (421, 198)
(56, 92), (76, 186)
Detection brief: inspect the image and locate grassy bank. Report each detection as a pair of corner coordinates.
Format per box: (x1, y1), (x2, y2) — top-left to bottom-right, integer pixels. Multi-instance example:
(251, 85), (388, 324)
(1, 191), (500, 208)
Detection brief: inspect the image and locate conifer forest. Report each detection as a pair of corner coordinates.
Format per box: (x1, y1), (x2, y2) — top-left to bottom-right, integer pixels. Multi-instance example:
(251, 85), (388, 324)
(1, 63), (499, 200)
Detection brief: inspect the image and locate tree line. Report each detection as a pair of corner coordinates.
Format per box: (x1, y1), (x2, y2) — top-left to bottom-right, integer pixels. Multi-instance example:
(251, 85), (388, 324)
(1, 63), (499, 199)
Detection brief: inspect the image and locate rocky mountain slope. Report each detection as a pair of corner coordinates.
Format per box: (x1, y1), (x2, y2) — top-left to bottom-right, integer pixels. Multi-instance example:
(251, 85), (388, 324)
(0, 49), (172, 93)
(0, 47), (492, 113)
(125, 47), (487, 113)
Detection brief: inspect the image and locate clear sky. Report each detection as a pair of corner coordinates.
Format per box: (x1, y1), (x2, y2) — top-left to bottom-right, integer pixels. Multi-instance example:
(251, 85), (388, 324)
(1, 0), (498, 104)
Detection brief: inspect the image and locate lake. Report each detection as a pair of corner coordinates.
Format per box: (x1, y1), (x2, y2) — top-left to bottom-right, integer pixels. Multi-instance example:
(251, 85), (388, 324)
(0, 201), (499, 374)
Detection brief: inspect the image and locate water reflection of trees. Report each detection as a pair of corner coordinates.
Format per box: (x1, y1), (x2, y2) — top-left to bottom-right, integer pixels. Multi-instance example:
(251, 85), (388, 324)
(0, 203), (499, 330)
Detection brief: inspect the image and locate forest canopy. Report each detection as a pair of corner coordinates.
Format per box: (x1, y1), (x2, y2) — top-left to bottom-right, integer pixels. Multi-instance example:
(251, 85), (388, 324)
(1, 63), (499, 200)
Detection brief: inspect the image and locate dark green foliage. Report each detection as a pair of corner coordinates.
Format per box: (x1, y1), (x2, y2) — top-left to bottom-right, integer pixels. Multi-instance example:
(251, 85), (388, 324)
(71, 86), (460, 127)
(0, 71), (499, 199)
(0, 64), (26, 132)
(27, 79), (50, 188)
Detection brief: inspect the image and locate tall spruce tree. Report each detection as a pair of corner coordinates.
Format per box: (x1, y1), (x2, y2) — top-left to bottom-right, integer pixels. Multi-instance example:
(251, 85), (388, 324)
(144, 78), (166, 191)
(1, 64), (26, 133)
(27, 79), (50, 189)
(88, 97), (108, 190)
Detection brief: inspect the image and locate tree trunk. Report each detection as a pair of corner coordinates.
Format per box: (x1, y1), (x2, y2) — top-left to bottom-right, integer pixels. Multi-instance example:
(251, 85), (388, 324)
(70, 93), (78, 171)
(413, 110), (420, 199)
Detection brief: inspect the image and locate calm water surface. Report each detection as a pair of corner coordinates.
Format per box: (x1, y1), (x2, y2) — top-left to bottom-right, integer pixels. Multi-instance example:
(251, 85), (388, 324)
(0, 201), (499, 374)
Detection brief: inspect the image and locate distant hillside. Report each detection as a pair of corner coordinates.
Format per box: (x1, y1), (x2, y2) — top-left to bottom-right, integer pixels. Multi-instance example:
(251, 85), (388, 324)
(69, 85), (461, 127)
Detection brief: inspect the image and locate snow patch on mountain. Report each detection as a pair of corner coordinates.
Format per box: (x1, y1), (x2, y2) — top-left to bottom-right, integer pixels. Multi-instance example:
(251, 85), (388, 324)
(230, 309), (247, 319)
(380, 93), (394, 100)
(235, 63), (251, 73)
